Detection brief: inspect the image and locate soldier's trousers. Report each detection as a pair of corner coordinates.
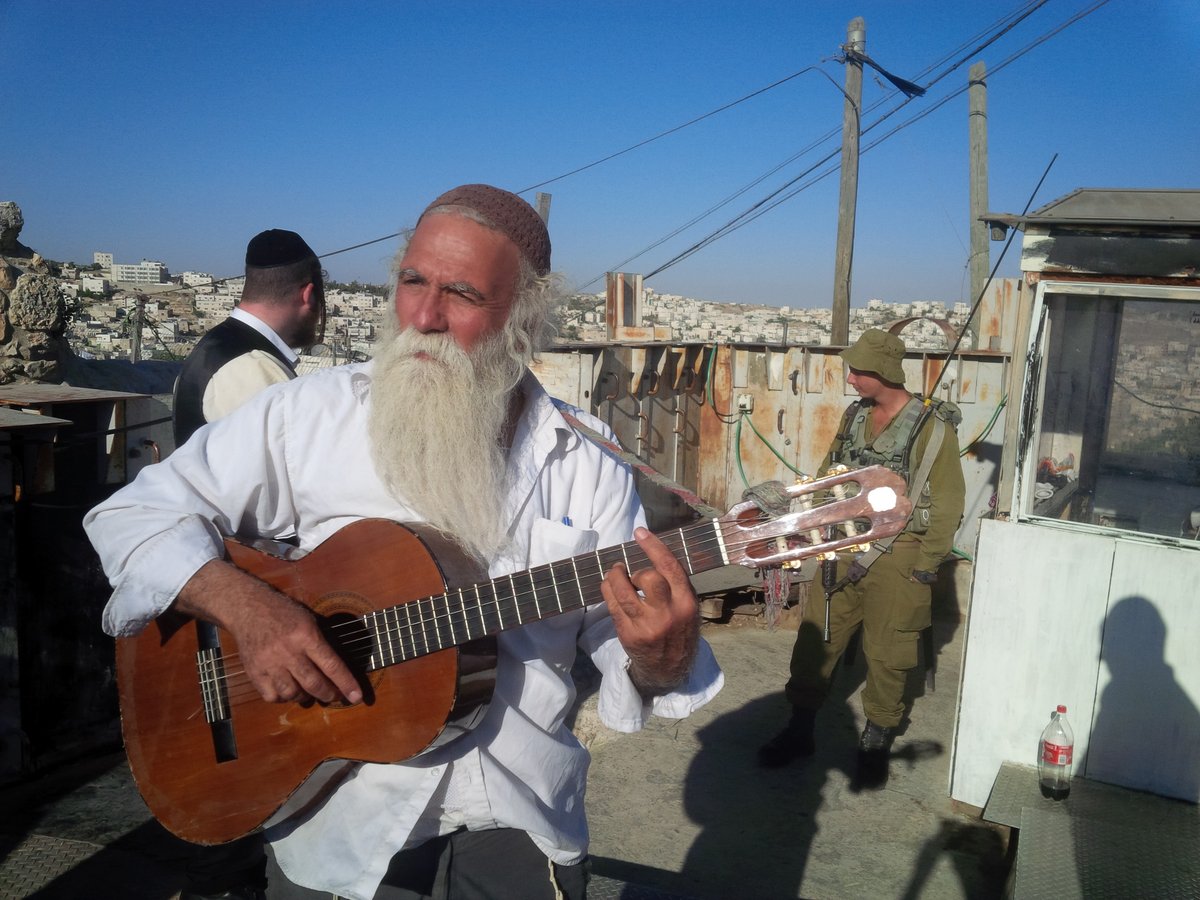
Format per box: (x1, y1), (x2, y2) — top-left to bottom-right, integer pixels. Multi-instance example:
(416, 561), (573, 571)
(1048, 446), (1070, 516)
(785, 538), (931, 729)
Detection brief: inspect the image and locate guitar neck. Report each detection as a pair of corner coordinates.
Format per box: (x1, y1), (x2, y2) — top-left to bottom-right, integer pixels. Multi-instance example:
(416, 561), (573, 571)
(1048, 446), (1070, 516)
(363, 519), (726, 671)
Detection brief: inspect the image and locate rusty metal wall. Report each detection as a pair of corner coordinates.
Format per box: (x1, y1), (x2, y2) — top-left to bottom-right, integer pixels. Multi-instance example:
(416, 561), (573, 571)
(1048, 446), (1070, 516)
(536, 342), (1010, 555)
(535, 279), (1021, 555)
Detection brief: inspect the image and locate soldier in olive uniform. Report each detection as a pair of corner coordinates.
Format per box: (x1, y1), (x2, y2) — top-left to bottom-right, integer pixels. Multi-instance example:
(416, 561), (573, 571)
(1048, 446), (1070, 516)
(759, 329), (965, 786)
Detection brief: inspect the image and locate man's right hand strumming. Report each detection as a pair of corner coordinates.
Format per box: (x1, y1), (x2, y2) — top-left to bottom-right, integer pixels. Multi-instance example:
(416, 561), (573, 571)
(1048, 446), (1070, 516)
(175, 558), (364, 706)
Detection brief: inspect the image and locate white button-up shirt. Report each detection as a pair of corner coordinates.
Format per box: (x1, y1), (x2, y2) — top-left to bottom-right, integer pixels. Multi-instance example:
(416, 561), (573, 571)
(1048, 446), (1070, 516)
(84, 363), (723, 900)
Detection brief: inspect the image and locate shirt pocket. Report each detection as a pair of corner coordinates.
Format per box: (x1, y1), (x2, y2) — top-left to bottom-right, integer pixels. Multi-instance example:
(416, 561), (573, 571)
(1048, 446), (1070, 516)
(528, 517), (600, 568)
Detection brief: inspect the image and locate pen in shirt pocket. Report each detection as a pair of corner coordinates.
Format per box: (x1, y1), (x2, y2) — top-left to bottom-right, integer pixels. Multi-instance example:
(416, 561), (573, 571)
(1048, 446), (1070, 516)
(562, 516), (572, 526)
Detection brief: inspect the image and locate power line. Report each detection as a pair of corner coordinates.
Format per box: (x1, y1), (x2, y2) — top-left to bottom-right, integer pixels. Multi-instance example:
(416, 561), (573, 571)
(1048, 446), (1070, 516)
(313, 2), (1057, 288)
(591, 0), (1054, 283)
(516, 66), (835, 195)
(638, 0), (1110, 283)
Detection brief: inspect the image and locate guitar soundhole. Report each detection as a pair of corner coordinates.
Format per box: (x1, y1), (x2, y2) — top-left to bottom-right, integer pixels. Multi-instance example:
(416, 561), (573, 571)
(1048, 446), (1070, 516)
(319, 606), (382, 707)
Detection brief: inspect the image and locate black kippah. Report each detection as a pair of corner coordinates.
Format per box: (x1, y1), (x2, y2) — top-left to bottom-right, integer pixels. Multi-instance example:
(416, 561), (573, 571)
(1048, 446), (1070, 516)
(245, 229), (316, 268)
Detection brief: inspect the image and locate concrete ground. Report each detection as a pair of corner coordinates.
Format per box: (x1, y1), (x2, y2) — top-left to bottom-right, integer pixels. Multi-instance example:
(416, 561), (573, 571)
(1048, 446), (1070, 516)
(1, 567), (1011, 899)
(582, 608), (1011, 900)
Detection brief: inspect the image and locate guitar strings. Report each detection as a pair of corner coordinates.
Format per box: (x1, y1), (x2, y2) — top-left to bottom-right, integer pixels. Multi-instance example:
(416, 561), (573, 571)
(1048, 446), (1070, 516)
(203, 498), (884, 710)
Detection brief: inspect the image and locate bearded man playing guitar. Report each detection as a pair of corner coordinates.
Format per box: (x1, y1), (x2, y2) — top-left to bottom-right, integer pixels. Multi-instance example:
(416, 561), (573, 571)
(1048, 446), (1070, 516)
(85, 184), (724, 900)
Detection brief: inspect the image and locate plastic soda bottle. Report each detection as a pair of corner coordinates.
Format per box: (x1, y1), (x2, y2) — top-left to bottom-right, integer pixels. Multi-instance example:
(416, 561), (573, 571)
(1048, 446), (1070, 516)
(1038, 704), (1074, 800)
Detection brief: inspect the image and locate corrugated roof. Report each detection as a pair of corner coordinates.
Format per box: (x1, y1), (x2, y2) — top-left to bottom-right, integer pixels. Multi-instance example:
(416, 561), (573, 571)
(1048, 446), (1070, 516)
(987, 188), (1200, 229)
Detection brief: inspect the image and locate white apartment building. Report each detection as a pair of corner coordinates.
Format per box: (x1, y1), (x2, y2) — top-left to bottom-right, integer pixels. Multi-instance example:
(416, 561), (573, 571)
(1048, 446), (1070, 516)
(196, 295), (235, 317)
(93, 252), (113, 270)
(112, 259), (169, 284)
(80, 274), (110, 294)
(180, 271), (217, 288)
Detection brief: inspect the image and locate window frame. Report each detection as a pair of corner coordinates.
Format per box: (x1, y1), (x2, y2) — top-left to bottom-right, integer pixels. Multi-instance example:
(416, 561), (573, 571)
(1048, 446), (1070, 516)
(1014, 279), (1200, 546)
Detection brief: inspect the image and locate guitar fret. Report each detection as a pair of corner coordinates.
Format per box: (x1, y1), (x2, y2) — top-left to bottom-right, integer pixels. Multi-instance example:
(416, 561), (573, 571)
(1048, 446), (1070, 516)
(431, 594), (448, 651)
(490, 582), (505, 633)
(402, 603), (419, 661)
(509, 574), (523, 625)
(378, 607), (391, 663)
(458, 588), (472, 643)
(478, 583), (500, 635)
(367, 611), (383, 668)
(472, 584), (486, 636)
(528, 569), (542, 619)
(418, 597), (433, 655)
(548, 562), (563, 612)
(364, 611), (378, 669)
(405, 601), (420, 658)
(680, 530), (694, 575)
(388, 609), (403, 667)
(448, 585), (465, 648)
(427, 595), (441, 652)
(711, 517), (730, 565)
(573, 561), (588, 609)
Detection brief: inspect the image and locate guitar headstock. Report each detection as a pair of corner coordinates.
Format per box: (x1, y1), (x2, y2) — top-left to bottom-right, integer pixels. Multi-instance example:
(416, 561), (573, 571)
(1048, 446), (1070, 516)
(718, 465), (911, 568)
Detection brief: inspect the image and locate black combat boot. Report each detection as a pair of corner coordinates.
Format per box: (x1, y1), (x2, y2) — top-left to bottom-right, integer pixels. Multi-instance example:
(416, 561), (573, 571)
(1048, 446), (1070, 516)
(757, 707), (818, 768)
(853, 719), (895, 791)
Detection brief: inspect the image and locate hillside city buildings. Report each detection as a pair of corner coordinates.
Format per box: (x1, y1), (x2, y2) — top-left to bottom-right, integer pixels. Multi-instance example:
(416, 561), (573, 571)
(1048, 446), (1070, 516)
(61, 251), (974, 363)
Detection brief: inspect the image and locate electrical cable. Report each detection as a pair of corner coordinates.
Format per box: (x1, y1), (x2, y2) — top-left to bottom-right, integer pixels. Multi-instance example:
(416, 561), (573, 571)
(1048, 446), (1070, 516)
(1114, 380), (1200, 417)
(583, 0), (1057, 284)
(640, 0), (1108, 281)
(516, 67), (833, 195)
(961, 395), (1008, 456)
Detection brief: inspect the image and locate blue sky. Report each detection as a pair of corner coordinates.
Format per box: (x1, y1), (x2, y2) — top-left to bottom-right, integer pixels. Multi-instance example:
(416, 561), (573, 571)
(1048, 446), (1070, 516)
(4, 0), (1196, 307)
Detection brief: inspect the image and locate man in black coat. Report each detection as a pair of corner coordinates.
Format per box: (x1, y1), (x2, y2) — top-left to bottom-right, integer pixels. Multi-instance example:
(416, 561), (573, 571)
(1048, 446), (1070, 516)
(173, 229), (325, 446)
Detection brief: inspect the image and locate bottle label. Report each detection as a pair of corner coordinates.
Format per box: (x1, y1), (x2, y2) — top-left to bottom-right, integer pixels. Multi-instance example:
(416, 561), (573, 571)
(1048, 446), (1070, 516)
(1042, 740), (1073, 765)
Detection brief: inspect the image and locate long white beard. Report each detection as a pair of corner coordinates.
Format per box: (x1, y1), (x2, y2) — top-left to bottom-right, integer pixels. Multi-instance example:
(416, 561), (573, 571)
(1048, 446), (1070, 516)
(366, 326), (527, 562)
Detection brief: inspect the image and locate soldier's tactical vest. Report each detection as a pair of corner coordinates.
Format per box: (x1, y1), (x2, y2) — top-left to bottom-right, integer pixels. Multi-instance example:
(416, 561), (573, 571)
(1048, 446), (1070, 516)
(830, 395), (960, 534)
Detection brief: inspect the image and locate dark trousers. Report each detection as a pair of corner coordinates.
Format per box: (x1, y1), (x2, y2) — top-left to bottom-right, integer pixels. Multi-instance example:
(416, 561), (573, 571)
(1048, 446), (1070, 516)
(186, 832), (267, 894)
(265, 828), (588, 900)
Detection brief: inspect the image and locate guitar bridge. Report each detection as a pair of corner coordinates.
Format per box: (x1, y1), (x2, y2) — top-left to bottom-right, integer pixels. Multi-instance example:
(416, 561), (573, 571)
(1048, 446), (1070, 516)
(197, 647), (229, 725)
(196, 622), (238, 763)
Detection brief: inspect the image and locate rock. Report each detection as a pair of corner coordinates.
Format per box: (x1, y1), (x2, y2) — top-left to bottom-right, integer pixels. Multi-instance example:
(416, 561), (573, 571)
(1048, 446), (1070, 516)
(0, 202), (33, 259)
(9, 273), (64, 331)
(0, 202), (23, 251)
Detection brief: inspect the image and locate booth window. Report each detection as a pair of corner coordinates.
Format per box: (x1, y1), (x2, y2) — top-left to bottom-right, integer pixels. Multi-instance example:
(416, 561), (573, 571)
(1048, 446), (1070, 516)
(1027, 289), (1200, 541)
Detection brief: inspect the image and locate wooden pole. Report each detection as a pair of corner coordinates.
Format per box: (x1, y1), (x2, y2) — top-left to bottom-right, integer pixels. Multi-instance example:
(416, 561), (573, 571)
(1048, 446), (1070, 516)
(969, 61), (989, 309)
(536, 192), (552, 224)
(831, 17), (864, 347)
(131, 294), (144, 362)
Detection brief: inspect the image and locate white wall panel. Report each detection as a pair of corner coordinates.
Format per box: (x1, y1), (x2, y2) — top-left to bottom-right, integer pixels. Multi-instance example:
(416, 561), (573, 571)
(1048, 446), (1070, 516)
(951, 519), (1114, 807)
(1089, 542), (1200, 801)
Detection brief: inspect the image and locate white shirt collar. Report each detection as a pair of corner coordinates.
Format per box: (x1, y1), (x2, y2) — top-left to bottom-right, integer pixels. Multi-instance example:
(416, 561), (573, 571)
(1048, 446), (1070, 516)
(230, 306), (300, 366)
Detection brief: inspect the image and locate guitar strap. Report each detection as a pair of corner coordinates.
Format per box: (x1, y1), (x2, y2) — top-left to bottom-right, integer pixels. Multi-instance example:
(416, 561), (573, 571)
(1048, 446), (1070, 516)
(557, 408), (722, 519)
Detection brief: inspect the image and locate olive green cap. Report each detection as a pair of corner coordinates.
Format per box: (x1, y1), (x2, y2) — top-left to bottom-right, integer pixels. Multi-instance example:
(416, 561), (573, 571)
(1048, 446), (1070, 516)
(840, 328), (907, 384)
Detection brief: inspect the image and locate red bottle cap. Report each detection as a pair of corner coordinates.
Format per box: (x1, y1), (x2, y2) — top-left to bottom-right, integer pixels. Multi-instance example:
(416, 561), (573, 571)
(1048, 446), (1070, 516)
(1057, 705), (1067, 713)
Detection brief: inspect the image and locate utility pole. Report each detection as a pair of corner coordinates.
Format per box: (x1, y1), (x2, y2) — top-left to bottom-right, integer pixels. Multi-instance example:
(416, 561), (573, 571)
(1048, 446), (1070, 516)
(968, 61), (989, 308)
(831, 17), (864, 347)
(130, 294), (145, 363)
(536, 192), (552, 225)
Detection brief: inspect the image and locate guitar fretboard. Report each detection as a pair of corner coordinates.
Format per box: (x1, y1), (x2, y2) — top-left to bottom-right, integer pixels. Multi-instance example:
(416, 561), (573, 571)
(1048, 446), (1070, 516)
(363, 520), (726, 670)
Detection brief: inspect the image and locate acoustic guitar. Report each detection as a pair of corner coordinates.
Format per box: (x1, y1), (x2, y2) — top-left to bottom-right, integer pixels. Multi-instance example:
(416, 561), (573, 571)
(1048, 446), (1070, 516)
(116, 465), (910, 844)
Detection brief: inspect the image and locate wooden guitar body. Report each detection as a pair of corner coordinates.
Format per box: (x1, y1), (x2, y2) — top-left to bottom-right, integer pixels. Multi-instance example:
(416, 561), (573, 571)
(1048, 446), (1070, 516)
(116, 520), (497, 845)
